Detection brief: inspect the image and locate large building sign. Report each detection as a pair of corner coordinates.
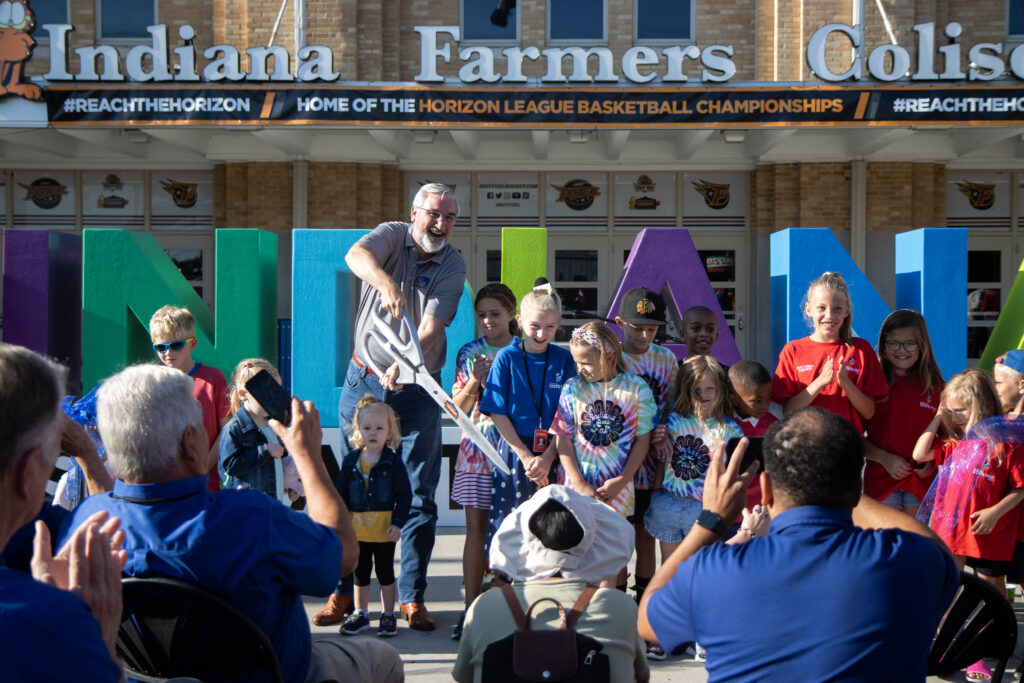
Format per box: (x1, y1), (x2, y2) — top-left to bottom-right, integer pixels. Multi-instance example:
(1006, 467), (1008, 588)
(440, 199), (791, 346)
(44, 84), (1024, 127)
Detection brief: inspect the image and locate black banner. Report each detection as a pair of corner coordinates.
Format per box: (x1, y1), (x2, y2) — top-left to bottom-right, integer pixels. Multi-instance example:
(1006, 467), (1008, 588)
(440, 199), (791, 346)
(44, 84), (1024, 127)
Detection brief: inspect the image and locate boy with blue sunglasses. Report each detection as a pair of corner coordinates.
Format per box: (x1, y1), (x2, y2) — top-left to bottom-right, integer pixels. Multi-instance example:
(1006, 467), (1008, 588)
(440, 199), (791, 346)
(150, 305), (230, 492)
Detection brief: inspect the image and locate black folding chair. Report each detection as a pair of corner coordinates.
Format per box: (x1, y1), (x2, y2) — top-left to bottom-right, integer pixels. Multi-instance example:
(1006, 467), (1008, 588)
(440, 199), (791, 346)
(928, 570), (1018, 682)
(117, 577), (283, 683)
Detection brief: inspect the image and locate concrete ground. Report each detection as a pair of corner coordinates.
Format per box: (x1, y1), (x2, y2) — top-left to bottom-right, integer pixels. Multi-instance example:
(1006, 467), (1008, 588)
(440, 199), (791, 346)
(305, 528), (1024, 682)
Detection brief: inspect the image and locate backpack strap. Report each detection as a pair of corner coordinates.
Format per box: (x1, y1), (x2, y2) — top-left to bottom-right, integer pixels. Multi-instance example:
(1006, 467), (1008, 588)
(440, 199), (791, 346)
(499, 583), (527, 629)
(565, 584), (598, 629)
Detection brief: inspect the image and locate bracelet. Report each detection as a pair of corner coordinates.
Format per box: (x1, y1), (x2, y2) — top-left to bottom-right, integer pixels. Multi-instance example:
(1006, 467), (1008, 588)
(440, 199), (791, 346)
(739, 527), (755, 537)
(463, 388), (479, 397)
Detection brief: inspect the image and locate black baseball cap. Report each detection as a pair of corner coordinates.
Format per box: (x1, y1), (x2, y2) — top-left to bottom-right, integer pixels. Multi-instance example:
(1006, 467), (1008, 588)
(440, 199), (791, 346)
(617, 288), (667, 325)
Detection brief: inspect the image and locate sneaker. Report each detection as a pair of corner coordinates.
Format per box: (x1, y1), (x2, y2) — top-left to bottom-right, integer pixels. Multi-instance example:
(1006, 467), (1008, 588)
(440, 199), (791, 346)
(340, 611), (371, 635)
(451, 611), (466, 640)
(645, 643), (667, 660)
(377, 612), (398, 637)
(694, 643), (707, 661)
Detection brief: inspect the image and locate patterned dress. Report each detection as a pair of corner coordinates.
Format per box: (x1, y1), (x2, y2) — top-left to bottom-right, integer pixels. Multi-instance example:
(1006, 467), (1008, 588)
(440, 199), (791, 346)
(622, 344), (679, 490)
(660, 412), (742, 501)
(552, 372), (655, 516)
(452, 336), (510, 510)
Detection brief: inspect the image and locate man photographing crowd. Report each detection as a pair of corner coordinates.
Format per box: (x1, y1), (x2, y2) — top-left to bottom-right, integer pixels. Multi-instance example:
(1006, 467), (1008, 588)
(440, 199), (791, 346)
(639, 406), (959, 681)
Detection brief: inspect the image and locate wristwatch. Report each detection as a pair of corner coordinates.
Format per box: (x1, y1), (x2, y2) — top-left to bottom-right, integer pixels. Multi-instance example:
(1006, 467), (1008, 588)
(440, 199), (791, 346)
(695, 509), (730, 538)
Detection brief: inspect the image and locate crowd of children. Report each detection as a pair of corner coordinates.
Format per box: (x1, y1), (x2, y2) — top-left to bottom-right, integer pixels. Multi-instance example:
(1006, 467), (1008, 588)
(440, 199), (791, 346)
(137, 269), (1024, 673)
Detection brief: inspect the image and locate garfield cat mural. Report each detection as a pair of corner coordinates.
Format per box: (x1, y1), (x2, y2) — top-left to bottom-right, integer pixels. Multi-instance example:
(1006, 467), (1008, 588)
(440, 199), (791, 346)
(0, 0), (41, 100)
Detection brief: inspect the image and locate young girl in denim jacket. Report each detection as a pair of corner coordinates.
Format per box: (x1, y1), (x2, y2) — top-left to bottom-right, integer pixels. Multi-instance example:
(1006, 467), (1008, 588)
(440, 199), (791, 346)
(325, 395), (413, 637)
(219, 359), (303, 501)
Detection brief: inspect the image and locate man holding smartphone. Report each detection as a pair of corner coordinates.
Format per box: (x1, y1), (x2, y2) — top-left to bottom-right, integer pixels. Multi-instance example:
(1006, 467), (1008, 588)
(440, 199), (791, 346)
(638, 407), (958, 681)
(326, 182), (467, 631)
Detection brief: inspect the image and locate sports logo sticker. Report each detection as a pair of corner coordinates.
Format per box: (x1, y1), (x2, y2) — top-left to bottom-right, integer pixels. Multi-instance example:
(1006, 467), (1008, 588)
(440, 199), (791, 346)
(691, 179), (731, 209)
(160, 178), (199, 208)
(19, 177), (67, 209)
(96, 174), (129, 209)
(551, 179), (601, 211)
(956, 180), (995, 211)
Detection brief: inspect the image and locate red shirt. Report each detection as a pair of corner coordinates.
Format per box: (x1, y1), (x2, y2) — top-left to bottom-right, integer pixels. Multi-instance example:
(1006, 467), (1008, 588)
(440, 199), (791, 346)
(864, 375), (943, 501)
(771, 337), (888, 434)
(735, 413), (778, 510)
(928, 433), (1024, 561)
(190, 363), (231, 492)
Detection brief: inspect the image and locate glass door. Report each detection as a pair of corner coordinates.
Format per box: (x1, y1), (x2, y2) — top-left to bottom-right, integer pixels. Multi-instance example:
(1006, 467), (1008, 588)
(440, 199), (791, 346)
(966, 235), (1017, 365)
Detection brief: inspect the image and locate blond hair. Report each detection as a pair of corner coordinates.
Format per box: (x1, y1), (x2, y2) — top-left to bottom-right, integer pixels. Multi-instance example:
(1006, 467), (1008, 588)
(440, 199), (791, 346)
(942, 369), (1001, 439)
(350, 395), (402, 450)
(568, 322), (627, 379)
(149, 305), (196, 341)
(675, 355), (729, 423)
(803, 272), (853, 345)
(229, 358), (281, 414)
(519, 282), (562, 319)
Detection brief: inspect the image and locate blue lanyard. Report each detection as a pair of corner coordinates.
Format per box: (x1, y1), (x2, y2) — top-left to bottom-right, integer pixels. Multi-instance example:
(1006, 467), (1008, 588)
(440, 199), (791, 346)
(520, 345), (550, 430)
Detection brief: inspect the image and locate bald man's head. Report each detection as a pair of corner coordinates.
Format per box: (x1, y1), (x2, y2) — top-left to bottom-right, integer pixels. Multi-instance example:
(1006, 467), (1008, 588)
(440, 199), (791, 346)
(763, 407), (864, 509)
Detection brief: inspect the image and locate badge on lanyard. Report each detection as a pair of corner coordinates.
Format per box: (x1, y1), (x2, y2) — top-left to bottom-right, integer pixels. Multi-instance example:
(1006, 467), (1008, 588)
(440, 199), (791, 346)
(533, 429), (549, 453)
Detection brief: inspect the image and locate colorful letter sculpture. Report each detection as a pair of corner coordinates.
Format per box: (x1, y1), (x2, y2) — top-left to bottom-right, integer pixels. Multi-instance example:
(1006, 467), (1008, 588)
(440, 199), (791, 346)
(771, 227), (967, 378)
(979, 255), (1024, 369)
(501, 227), (548, 309)
(606, 228), (741, 364)
(290, 229), (476, 427)
(82, 229), (278, 390)
(2, 229), (83, 391)
(894, 229), (967, 378)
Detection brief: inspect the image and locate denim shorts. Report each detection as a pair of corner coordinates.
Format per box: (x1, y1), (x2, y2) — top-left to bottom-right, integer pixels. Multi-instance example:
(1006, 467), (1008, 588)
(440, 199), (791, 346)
(644, 491), (703, 543)
(881, 489), (921, 510)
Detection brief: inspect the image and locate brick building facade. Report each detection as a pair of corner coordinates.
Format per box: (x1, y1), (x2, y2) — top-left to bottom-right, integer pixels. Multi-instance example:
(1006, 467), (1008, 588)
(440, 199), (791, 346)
(3, 0), (1022, 365)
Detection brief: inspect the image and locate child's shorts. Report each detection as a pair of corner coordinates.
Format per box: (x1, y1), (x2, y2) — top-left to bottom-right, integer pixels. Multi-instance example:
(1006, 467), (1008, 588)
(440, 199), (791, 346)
(644, 491), (703, 543)
(881, 489), (921, 510)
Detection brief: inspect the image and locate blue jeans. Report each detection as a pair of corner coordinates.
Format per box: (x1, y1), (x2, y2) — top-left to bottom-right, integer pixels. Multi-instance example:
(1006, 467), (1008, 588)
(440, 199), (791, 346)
(338, 360), (442, 604)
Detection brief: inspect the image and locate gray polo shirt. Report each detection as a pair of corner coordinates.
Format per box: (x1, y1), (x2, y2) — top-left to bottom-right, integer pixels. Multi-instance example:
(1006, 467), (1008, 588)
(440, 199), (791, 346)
(352, 221), (466, 375)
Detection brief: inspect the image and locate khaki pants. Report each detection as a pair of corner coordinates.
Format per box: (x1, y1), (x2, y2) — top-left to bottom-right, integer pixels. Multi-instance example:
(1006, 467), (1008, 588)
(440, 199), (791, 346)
(306, 635), (404, 683)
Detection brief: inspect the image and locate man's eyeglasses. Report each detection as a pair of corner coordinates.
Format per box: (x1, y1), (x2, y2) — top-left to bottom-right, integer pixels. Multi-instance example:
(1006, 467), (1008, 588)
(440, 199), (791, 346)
(415, 206), (457, 224)
(152, 338), (195, 353)
(884, 339), (918, 352)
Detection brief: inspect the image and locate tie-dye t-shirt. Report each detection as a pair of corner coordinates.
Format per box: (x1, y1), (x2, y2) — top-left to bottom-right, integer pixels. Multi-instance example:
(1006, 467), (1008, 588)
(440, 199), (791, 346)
(661, 412), (742, 501)
(622, 344), (679, 489)
(453, 336), (510, 475)
(552, 372), (655, 516)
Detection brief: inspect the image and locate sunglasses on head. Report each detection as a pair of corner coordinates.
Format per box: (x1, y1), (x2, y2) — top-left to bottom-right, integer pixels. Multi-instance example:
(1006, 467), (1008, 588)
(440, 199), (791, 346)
(152, 338), (195, 353)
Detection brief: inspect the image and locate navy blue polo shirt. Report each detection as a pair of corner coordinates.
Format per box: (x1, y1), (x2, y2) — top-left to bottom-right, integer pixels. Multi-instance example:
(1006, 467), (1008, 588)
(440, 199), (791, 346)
(59, 475), (342, 683)
(647, 505), (958, 682)
(0, 567), (122, 681)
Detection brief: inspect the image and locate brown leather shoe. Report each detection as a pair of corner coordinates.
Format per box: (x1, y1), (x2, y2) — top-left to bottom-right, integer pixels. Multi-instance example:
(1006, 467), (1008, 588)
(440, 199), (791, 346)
(311, 593), (353, 626)
(400, 602), (436, 631)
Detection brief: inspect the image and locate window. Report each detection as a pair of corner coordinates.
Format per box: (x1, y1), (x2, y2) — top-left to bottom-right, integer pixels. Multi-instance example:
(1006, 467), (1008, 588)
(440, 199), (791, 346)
(462, 0), (517, 42)
(1011, 0), (1024, 36)
(29, 0), (68, 28)
(548, 0), (606, 43)
(636, 0), (692, 42)
(98, 0), (156, 40)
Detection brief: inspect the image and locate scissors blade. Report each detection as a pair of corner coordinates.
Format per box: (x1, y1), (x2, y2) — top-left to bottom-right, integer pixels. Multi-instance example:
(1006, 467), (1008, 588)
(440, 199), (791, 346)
(413, 372), (511, 475)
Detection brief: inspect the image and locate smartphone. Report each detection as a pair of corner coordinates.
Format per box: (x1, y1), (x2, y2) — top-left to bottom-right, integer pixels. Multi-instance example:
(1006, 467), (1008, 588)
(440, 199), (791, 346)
(244, 369), (292, 425)
(724, 436), (765, 475)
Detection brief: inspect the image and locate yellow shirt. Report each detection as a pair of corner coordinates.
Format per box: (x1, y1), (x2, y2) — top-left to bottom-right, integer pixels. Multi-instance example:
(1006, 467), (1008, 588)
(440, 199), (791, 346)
(352, 457), (392, 543)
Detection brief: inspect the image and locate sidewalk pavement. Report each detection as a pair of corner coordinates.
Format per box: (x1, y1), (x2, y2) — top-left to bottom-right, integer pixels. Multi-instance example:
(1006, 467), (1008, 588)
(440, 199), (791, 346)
(305, 528), (1024, 682)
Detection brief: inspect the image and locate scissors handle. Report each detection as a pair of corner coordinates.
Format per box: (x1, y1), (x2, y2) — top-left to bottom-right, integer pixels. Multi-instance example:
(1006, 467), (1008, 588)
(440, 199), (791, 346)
(362, 310), (423, 385)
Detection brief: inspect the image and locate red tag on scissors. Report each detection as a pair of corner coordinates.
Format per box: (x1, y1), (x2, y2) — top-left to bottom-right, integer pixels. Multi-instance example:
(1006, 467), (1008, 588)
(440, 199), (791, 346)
(533, 430), (549, 453)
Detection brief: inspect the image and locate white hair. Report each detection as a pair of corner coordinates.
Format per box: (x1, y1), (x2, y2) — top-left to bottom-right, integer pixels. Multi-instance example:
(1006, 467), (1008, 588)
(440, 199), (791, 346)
(98, 364), (202, 482)
(0, 344), (65, 482)
(412, 182), (460, 216)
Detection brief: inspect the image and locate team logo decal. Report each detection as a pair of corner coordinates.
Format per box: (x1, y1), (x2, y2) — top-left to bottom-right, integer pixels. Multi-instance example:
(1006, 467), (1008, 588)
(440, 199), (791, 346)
(19, 177), (67, 209)
(633, 175), (656, 193)
(692, 179), (731, 209)
(635, 298), (656, 315)
(0, 0), (41, 100)
(96, 173), (129, 209)
(160, 179), (199, 208)
(956, 180), (995, 211)
(628, 195), (660, 210)
(551, 179), (601, 211)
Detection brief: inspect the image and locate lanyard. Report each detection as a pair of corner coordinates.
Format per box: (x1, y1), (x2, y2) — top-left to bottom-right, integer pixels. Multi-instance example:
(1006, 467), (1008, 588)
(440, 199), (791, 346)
(521, 344), (550, 430)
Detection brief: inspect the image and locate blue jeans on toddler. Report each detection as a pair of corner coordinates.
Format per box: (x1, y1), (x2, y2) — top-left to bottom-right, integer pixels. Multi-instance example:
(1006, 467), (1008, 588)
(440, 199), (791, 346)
(338, 360), (441, 604)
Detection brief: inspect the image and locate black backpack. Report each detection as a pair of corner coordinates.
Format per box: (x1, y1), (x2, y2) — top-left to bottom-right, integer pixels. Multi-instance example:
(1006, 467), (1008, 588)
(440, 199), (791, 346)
(480, 584), (611, 682)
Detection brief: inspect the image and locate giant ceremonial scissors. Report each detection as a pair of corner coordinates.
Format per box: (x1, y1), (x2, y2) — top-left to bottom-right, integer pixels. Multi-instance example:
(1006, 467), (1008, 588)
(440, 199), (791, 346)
(362, 308), (510, 475)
